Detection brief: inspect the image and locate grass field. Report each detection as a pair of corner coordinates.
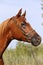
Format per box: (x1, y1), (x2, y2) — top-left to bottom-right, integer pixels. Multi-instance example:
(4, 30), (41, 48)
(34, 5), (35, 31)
(3, 42), (43, 65)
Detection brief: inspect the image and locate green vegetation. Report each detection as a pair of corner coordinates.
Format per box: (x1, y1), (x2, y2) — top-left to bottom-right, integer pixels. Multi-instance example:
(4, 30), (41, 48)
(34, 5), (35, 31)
(3, 42), (43, 65)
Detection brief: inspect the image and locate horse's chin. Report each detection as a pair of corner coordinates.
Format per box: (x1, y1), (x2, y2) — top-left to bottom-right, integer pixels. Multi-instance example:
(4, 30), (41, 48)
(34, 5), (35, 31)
(31, 42), (41, 46)
(27, 40), (40, 46)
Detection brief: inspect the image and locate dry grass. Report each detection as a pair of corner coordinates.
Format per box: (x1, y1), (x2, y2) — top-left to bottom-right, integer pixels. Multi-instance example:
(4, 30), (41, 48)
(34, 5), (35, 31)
(3, 42), (43, 65)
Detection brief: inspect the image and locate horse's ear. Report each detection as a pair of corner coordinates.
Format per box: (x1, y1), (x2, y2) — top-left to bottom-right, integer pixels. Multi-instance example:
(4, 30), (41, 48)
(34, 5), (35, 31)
(16, 8), (22, 17)
(22, 10), (26, 17)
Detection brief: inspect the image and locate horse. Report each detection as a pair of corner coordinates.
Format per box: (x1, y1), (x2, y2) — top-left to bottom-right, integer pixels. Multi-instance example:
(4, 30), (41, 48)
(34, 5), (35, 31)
(0, 8), (41, 65)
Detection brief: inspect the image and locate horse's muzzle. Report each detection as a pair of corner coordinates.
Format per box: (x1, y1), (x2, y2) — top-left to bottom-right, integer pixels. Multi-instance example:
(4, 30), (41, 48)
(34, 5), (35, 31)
(31, 34), (41, 46)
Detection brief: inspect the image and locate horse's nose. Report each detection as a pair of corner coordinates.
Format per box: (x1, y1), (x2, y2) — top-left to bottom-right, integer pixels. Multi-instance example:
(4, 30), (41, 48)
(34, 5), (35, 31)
(31, 34), (41, 46)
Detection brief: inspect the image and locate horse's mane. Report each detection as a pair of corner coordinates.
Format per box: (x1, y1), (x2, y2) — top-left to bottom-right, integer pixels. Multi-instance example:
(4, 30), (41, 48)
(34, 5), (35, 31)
(0, 18), (10, 37)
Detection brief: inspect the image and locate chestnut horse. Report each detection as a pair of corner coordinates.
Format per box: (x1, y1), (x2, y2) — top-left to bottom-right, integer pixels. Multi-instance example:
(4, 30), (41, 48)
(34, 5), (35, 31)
(0, 9), (41, 65)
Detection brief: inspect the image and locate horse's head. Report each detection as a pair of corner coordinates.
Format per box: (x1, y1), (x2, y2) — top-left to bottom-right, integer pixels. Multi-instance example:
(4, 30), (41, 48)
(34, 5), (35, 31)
(9, 9), (41, 46)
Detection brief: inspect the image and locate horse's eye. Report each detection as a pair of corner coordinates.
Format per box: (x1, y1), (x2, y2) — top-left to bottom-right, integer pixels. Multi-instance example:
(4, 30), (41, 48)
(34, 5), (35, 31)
(21, 22), (26, 28)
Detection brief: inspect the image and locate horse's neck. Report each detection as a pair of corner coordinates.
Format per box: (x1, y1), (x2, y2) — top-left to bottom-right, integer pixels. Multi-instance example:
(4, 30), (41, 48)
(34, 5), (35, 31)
(0, 19), (9, 36)
(0, 19), (12, 55)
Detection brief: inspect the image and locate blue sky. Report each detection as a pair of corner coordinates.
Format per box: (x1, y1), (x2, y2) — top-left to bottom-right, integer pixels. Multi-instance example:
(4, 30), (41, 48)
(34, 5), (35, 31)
(0, 0), (43, 48)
